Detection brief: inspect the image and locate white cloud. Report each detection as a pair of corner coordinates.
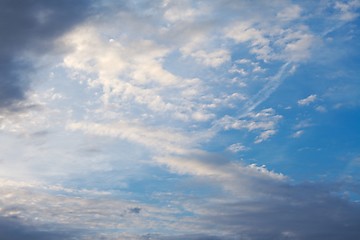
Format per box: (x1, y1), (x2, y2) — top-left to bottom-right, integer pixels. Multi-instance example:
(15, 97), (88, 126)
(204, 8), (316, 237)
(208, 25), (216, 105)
(216, 108), (282, 143)
(0, 89), (66, 135)
(315, 105), (327, 112)
(281, 29), (314, 62)
(277, 5), (302, 21)
(334, 0), (360, 21)
(225, 19), (314, 63)
(227, 143), (248, 153)
(187, 49), (231, 67)
(225, 21), (272, 61)
(294, 119), (313, 130)
(155, 152), (286, 195)
(255, 129), (277, 143)
(67, 120), (203, 155)
(292, 130), (304, 138)
(162, 0), (209, 23)
(298, 94), (317, 106)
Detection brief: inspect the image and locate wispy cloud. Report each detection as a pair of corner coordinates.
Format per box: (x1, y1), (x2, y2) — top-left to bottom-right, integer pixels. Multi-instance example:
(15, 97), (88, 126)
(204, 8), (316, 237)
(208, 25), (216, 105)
(298, 94), (317, 106)
(292, 130), (305, 138)
(227, 143), (248, 153)
(216, 108), (282, 143)
(334, 0), (360, 21)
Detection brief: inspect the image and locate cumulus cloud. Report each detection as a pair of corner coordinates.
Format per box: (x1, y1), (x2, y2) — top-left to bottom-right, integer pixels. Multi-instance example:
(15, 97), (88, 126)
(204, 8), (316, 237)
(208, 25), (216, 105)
(61, 22), (219, 123)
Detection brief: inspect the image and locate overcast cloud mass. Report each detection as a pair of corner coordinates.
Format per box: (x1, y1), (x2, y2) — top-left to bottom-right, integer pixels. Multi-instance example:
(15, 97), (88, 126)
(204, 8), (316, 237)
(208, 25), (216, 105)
(0, 0), (360, 239)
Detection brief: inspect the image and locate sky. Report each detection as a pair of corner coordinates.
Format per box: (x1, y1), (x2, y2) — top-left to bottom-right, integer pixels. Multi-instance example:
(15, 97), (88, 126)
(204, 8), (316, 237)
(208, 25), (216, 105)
(0, 0), (360, 239)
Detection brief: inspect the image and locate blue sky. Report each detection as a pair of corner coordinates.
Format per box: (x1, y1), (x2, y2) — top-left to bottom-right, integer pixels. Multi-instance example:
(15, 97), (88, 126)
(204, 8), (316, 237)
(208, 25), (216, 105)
(0, 0), (360, 239)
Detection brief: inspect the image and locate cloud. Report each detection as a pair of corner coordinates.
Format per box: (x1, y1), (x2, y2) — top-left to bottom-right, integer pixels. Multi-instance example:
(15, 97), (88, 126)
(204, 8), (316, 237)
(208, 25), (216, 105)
(227, 143), (248, 153)
(294, 119), (313, 130)
(334, 0), (360, 21)
(291, 119), (313, 138)
(2, 166), (360, 240)
(224, 16), (314, 62)
(155, 152), (286, 196)
(0, 89), (65, 136)
(238, 62), (294, 115)
(186, 49), (231, 67)
(254, 129), (277, 143)
(1, 1), (359, 239)
(61, 23), (220, 122)
(298, 94), (317, 106)
(142, 233), (227, 240)
(183, 183), (360, 240)
(129, 207), (142, 214)
(59, 0), (312, 132)
(292, 130), (304, 138)
(66, 120), (207, 155)
(315, 105), (327, 112)
(162, 0), (209, 23)
(216, 108), (282, 143)
(0, 216), (73, 240)
(224, 21), (272, 61)
(0, 0), (92, 110)
(0, 179), (181, 238)
(139, 153), (360, 240)
(277, 5), (302, 21)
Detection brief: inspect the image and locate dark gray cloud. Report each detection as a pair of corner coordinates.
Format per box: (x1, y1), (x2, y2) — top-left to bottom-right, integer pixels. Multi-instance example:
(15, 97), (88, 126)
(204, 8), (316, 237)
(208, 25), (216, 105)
(140, 180), (360, 240)
(129, 207), (142, 214)
(0, 0), (93, 109)
(192, 183), (360, 240)
(0, 216), (75, 240)
(142, 234), (226, 240)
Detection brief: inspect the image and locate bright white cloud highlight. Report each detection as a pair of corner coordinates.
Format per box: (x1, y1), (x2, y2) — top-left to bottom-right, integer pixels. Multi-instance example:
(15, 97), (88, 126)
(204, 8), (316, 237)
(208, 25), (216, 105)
(298, 94), (317, 106)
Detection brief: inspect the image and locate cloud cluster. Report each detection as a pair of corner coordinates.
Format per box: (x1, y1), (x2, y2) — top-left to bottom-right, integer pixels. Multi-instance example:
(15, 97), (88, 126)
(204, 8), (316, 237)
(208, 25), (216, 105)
(216, 108), (282, 143)
(334, 0), (360, 21)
